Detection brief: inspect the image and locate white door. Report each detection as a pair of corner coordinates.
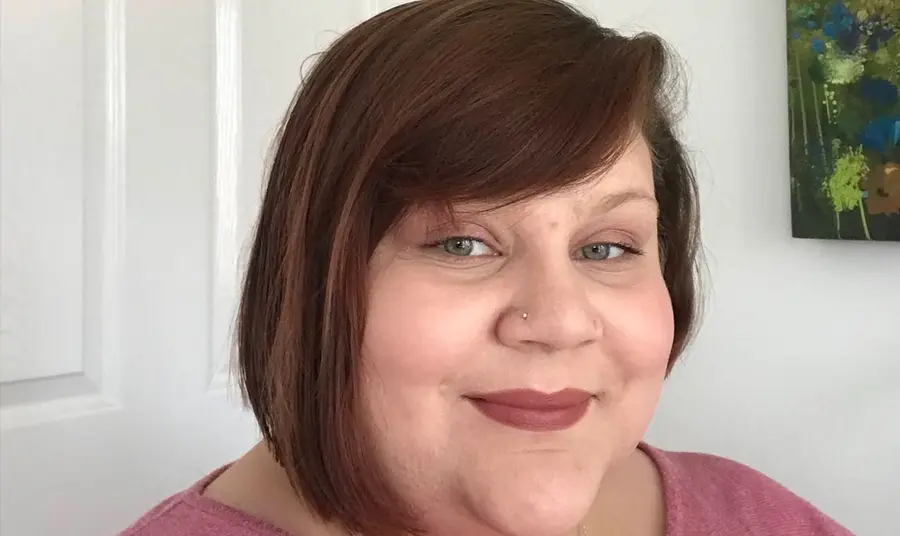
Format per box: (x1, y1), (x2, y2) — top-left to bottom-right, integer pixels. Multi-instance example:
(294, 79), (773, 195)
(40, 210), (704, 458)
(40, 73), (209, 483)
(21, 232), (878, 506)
(0, 1), (372, 535)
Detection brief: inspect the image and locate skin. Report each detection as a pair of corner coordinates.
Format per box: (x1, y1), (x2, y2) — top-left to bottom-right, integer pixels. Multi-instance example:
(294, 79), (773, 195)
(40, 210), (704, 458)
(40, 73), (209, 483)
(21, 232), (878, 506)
(205, 137), (672, 536)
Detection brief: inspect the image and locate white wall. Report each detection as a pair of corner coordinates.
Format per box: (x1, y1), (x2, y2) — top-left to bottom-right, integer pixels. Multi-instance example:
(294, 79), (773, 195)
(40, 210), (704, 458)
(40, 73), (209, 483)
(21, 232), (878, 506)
(565, 1), (899, 535)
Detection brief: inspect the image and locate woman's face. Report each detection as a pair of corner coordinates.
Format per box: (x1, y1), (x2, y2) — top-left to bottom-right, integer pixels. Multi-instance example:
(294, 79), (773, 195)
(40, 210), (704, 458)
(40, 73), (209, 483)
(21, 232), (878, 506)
(361, 138), (674, 536)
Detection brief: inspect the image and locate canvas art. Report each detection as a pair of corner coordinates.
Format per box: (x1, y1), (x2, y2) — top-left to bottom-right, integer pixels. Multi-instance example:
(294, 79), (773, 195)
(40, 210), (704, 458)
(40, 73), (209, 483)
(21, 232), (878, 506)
(787, 0), (900, 241)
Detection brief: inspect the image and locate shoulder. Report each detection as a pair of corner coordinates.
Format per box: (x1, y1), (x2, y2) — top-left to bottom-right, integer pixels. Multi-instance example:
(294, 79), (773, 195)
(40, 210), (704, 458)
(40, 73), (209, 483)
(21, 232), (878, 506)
(118, 491), (190, 536)
(640, 444), (855, 536)
(117, 467), (288, 536)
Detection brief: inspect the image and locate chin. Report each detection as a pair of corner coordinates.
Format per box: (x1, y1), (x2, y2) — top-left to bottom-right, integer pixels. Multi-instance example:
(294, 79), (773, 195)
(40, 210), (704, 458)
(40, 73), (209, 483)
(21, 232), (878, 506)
(465, 471), (599, 536)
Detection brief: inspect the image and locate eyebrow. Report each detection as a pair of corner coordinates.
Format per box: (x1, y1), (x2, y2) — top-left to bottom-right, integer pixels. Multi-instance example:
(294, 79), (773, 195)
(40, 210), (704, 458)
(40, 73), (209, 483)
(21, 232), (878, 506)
(592, 190), (658, 213)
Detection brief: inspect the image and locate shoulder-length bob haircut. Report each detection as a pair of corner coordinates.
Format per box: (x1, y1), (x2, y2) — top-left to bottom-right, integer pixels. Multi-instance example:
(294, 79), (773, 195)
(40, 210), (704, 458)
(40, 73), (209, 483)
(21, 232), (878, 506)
(237, 0), (701, 534)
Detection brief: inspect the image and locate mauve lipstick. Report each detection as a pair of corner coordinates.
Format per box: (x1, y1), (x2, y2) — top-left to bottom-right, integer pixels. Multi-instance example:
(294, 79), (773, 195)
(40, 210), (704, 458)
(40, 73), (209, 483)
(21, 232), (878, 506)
(466, 388), (593, 432)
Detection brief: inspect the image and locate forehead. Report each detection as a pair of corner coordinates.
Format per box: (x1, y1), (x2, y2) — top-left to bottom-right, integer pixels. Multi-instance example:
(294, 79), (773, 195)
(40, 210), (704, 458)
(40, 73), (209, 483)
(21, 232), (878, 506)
(389, 137), (657, 238)
(559, 138), (655, 213)
(454, 137), (656, 219)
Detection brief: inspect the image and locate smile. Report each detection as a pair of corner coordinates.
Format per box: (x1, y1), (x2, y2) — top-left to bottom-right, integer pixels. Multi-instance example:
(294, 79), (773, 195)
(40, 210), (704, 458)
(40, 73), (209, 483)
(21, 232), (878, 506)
(465, 388), (593, 432)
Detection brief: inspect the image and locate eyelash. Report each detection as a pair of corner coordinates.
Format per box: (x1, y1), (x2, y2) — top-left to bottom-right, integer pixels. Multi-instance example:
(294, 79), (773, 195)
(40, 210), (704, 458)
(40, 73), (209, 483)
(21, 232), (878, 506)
(424, 236), (645, 261)
(578, 241), (645, 260)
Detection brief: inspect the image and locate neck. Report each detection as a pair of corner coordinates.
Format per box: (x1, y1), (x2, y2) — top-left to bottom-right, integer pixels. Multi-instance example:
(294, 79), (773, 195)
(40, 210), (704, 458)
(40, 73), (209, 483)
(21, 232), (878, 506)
(204, 443), (663, 536)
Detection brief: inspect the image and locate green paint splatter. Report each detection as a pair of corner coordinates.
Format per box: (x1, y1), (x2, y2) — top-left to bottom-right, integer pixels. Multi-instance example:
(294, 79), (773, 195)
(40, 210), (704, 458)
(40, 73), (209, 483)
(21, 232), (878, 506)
(823, 144), (872, 239)
(821, 44), (866, 85)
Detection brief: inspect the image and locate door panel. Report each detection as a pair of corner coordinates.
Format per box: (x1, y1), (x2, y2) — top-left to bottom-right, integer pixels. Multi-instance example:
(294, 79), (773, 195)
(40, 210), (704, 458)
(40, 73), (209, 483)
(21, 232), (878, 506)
(0, 2), (372, 535)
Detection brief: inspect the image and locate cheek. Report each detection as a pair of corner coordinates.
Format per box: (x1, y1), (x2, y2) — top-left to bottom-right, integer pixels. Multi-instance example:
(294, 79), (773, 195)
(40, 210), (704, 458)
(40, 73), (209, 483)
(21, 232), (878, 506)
(358, 265), (495, 483)
(360, 265), (493, 414)
(600, 275), (674, 450)
(607, 274), (675, 375)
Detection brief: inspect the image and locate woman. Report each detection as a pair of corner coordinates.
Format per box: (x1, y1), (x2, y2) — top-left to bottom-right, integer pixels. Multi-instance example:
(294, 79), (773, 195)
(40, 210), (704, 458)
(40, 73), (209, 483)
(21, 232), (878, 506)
(120, 1), (854, 535)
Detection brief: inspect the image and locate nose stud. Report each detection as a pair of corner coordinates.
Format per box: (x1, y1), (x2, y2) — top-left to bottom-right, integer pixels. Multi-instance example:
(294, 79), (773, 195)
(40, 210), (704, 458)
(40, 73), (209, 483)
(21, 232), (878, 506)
(522, 311), (528, 320)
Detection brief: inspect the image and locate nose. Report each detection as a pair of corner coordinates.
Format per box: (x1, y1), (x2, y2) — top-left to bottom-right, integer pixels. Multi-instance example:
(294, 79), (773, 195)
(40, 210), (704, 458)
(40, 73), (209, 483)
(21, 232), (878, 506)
(495, 261), (602, 354)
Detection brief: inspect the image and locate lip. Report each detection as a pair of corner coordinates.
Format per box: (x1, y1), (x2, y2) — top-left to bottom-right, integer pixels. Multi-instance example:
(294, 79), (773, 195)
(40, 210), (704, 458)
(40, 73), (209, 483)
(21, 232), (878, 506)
(465, 388), (593, 432)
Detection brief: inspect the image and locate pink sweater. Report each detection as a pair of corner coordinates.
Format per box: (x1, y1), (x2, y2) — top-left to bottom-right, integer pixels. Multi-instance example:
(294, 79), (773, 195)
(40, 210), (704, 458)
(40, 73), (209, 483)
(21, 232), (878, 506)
(119, 444), (854, 535)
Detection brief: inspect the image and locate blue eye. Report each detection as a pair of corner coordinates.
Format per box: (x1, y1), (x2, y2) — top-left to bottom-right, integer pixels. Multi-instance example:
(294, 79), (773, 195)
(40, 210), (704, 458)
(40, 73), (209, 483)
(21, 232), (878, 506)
(579, 243), (634, 260)
(436, 237), (495, 257)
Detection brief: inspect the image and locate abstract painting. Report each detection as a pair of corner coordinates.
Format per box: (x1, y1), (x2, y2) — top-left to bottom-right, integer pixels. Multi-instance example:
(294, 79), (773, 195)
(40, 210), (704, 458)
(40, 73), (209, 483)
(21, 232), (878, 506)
(787, 0), (900, 241)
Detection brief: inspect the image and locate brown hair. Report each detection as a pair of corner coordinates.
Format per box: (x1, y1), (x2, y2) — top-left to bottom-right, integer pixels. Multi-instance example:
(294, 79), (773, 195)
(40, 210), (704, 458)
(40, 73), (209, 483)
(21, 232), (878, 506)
(237, 0), (701, 534)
